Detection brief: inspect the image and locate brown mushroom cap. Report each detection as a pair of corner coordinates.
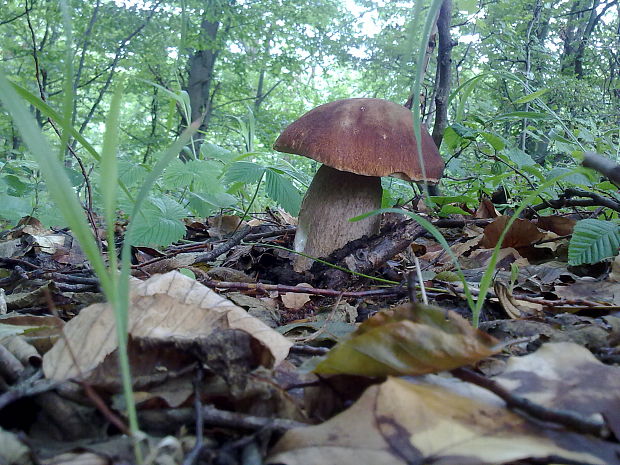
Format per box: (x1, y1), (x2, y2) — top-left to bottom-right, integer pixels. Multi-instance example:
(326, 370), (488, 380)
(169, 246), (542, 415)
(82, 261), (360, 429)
(273, 98), (444, 182)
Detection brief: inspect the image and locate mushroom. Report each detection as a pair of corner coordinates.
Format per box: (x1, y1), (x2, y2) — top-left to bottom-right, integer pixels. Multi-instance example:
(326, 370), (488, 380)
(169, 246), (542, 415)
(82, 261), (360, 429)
(274, 98), (444, 272)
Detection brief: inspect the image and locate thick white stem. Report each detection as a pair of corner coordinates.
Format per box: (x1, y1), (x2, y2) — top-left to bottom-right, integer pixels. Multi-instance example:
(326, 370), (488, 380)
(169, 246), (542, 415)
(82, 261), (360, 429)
(293, 165), (382, 272)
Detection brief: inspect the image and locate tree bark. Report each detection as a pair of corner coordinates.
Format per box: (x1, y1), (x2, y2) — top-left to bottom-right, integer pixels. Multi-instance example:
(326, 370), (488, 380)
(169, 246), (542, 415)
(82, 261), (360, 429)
(560, 0), (615, 78)
(187, 16), (220, 130)
(431, 0), (453, 149)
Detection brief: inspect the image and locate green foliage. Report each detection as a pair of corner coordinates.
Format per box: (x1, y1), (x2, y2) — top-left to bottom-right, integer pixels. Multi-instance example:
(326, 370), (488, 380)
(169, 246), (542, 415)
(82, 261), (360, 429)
(0, 0), (618, 331)
(568, 219), (620, 266)
(128, 196), (188, 246)
(264, 167), (302, 216)
(0, 69), (142, 459)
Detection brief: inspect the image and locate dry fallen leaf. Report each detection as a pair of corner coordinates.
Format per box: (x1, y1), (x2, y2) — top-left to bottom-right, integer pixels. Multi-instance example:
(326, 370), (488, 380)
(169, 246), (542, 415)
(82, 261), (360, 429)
(269, 377), (620, 465)
(42, 271), (292, 382)
(281, 283), (313, 310)
(554, 280), (620, 305)
(535, 215), (576, 236)
(494, 282), (544, 319)
(475, 197), (499, 218)
(313, 304), (499, 376)
(480, 216), (544, 249)
(492, 342), (620, 439)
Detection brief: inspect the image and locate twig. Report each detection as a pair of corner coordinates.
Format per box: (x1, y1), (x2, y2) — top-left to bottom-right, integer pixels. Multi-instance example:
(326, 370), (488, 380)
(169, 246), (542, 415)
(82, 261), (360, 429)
(200, 404), (307, 431)
(182, 369), (205, 465)
(202, 279), (406, 299)
(192, 226), (252, 264)
(0, 257), (38, 270)
(0, 371), (59, 411)
(134, 225), (254, 270)
(290, 344), (330, 356)
(169, 227), (296, 253)
(451, 367), (608, 438)
(530, 187), (620, 213)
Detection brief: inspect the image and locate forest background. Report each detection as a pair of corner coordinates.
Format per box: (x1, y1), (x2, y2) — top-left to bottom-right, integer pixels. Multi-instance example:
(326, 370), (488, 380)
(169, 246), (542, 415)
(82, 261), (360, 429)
(0, 0), (619, 245)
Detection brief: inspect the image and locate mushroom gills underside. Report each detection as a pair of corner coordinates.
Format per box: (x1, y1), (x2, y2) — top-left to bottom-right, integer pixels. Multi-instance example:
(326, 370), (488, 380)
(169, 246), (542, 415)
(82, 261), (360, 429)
(293, 164), (382, 272)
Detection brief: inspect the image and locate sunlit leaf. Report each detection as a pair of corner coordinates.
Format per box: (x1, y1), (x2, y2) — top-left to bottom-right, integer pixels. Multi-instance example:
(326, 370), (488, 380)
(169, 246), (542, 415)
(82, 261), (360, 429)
(568, 219), (620, 265)
(513, 88), (549, 104)
(313, 304), (498, 376)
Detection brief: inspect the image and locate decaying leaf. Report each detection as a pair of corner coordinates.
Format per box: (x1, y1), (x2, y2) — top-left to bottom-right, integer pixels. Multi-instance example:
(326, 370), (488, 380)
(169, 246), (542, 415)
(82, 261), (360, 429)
(554, 279), (620, 306)
(42, 271), (292, 382)
(313, 304), (499, 376)
(474, 197), (499, 218)
(281, 283), (313, 310)
(269, 377), (620, 465)
(535, 215), (577, 236)
(492, 342), (620, 439)
(480, 216), (544, 249)
(207, 214), (247, 239)
(463, 246), (529, 270)
(494, 282), (544, 319)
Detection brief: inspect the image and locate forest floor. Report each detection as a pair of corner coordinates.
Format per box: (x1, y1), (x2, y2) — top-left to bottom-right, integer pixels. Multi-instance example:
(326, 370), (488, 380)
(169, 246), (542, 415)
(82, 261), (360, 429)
(0, 205), (619, 465)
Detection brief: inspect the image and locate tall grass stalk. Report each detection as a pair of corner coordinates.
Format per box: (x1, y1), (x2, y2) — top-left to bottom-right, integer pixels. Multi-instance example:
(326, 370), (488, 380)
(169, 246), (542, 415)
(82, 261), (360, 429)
(392, 1), (585, 326)
(409, 0), (444, 199)
(0, 64), (198, 462)
(355, 167), (579, 326)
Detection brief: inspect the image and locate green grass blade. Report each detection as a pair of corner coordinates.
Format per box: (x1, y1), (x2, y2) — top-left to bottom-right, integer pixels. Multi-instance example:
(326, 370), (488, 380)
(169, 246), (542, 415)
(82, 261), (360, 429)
(9, 81), (135, 202)
(352, 209), (476, 309)
(59, 1), (74, 163)
(101, 78), (125, 274)
(409, 0), (444, 194)
(0, 70), (113, 298)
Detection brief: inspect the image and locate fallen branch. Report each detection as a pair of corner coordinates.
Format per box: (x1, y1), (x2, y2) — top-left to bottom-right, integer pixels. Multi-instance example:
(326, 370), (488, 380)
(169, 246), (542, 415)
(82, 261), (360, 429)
(451, 367), (608, 438)
(202, 279), (406, 299)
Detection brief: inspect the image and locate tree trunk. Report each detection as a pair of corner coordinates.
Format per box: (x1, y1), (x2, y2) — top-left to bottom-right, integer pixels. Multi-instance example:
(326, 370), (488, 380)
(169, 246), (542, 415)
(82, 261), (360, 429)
(187, 15), (220, 133)
(431, 0), (453, 149)
(559, 0), (614, 78)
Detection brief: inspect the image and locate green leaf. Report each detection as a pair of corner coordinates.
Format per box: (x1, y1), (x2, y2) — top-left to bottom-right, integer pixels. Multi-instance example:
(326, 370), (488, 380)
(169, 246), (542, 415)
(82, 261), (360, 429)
(430, 195), (476, 206)
(127, 196), (188, 247)
(442, 127), (462, 151)
(501, 148), (535, 167)
(568, 219), (620, 265)
(439, 205), (470, 216)
(225, 161), (266, 184)
(596, 181), (618, 192)
(163, 159), (221, 189)
(480, 132), (506, 151)
(179, 268), (196, 279)
(118, 159), (147, 187)
(3, 175), (31, 196)
(450, 122), (478, 139)
(457, 0), (478, 14)
(520, 164), (546, 181)
(200, 142), (234, 162)
(265, 168), (302, 215)
(513, 88), (549, 104)
(448, 74), (486, 122)
(0, 195), (31, 223)
(547, 167), (592, 186)
(187, 191), (238, 216)
(493, 111), (551, 120)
